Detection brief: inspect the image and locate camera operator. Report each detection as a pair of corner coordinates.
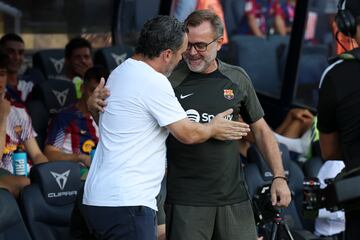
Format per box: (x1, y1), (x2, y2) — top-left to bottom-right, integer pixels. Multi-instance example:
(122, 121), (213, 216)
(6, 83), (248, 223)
(317, 0), (360, 239)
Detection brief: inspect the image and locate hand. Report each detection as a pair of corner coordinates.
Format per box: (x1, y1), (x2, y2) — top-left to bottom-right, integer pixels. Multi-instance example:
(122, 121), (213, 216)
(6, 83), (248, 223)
(78, 154), (91, 167)
(271, 177), (291, 207)
(290, 108), (313, 122)
(210, 109), (251, 141)
(87, 78), (110, 113)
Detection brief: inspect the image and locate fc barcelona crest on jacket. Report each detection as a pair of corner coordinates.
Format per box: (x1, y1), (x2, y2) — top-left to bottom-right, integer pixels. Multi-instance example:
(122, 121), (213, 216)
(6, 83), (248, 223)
(223, 89), (234, 100)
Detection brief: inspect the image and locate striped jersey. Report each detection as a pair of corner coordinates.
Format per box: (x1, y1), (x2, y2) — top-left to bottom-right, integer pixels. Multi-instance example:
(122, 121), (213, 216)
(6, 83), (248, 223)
(46, 105), (99, 155)
(1, 103), (36, 173)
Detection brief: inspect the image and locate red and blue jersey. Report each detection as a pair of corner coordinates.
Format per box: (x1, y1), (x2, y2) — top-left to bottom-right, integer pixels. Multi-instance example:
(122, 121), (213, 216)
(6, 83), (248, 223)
(46, 105), (99, 155)
(1, 103), (37, 173)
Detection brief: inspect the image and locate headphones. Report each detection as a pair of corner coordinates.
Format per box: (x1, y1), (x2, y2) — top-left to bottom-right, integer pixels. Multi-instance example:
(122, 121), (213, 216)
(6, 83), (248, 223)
(335, 0), (357, 37)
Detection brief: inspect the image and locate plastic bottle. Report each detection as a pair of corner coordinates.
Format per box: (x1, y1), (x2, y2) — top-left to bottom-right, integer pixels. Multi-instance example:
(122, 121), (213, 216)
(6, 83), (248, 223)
(12, 146), (28, 176)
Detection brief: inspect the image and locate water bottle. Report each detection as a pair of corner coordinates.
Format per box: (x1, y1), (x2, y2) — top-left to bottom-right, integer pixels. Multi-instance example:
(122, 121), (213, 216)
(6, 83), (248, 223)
(89, 145), (96, 161)
(12, 146), (28, 176)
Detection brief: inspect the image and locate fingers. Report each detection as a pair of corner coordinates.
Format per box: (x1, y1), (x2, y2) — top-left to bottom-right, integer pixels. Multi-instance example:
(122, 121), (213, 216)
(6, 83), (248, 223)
(214, 127), (250, 141)
(99, 77), (106, 88)
(217, 108), (233, 118)
(271, 189), (278, 206)
(88, 78), (109, 112)
(95, 99), (107, 112)
(94, 78), (107, 95)
(230, 121), (251, 134)
(271, 180), (292, 207)
(211, 110), (251, 141)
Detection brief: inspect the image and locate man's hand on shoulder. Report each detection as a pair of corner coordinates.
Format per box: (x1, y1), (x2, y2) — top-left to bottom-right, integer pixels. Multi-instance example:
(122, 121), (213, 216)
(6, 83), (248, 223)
(87, 78), (110, 113)
(210, 109), (250, 141)
(78, 154), (91, 167)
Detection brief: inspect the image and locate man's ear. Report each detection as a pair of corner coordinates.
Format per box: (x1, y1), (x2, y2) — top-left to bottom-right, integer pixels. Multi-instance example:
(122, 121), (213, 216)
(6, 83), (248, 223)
(216, 37), (224, 51)
(161, 49), (173, 63)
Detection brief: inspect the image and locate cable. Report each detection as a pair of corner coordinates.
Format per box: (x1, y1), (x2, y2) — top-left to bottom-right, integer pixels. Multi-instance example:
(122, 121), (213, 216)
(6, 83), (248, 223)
(335, 31), (348, 52)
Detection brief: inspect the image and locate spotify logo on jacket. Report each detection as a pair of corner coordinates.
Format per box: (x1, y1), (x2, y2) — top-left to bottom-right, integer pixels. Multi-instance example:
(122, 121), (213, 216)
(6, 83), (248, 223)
(185, 109), (233, 123)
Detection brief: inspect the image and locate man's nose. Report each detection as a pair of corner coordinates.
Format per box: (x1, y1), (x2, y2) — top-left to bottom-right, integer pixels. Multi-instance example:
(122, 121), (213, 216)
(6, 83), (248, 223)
(14, 51), (22, 60)
(188, 45), (198, 55)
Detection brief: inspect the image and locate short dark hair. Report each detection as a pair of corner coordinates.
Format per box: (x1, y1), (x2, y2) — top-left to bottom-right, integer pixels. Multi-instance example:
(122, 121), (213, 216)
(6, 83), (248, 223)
(84, 65), (109, 85)
(0, 33), (24, 48)
(135, 15), (186, 59)
(65, 37), (92, 59)
(185, 10), (224, 38)
(0, 51), (9, 69)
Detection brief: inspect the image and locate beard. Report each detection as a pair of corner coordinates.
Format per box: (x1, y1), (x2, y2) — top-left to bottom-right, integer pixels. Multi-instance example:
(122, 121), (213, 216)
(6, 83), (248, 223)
(183, 50), (217, 73)
(163, 61), (177, 77)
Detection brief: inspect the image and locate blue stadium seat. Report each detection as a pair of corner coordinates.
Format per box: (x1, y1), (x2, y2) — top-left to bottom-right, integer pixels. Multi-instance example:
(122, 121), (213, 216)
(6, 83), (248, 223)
(19, 161), (82, 240)
(114, 0), (161, 46)
(28, 78), (76, 150)
(26, 100), (49, 150)
(134, 0), (161, 31)
(0, 188), (32, 240)
(221, 0), (246, 37)
(33, 49), (65, 80)
(228, 35), (288, 98)
(32, 78), (77, 114)
(294, 44), (329, 107)
(94, 45), (134, 72)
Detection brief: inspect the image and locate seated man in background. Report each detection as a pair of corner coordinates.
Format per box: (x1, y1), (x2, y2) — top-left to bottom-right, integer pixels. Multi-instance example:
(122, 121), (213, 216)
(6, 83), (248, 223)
(0, 51), (48, 198)
(59, 37), (94, 99)
(0, 33), (38, 104)
(240, 108), (315, 162)
(44, 66), (108, 178)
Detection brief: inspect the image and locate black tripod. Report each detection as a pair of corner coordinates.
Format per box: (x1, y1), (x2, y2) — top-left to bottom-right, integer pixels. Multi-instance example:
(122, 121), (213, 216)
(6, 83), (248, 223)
(270, 210), (294, 240)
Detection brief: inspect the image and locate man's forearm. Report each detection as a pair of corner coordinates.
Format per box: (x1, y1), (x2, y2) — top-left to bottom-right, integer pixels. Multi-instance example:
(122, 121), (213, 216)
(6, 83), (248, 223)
(32, 153), (48, 164)
(44, 147), (87, 163)
(168, 111), (250, 144)
(254, 122), (285, 177)
(169, 120), (212, 144)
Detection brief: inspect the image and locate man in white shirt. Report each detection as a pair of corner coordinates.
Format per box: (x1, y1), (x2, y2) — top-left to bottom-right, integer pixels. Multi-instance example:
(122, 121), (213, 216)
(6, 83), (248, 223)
(82, 15), (250, 240)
